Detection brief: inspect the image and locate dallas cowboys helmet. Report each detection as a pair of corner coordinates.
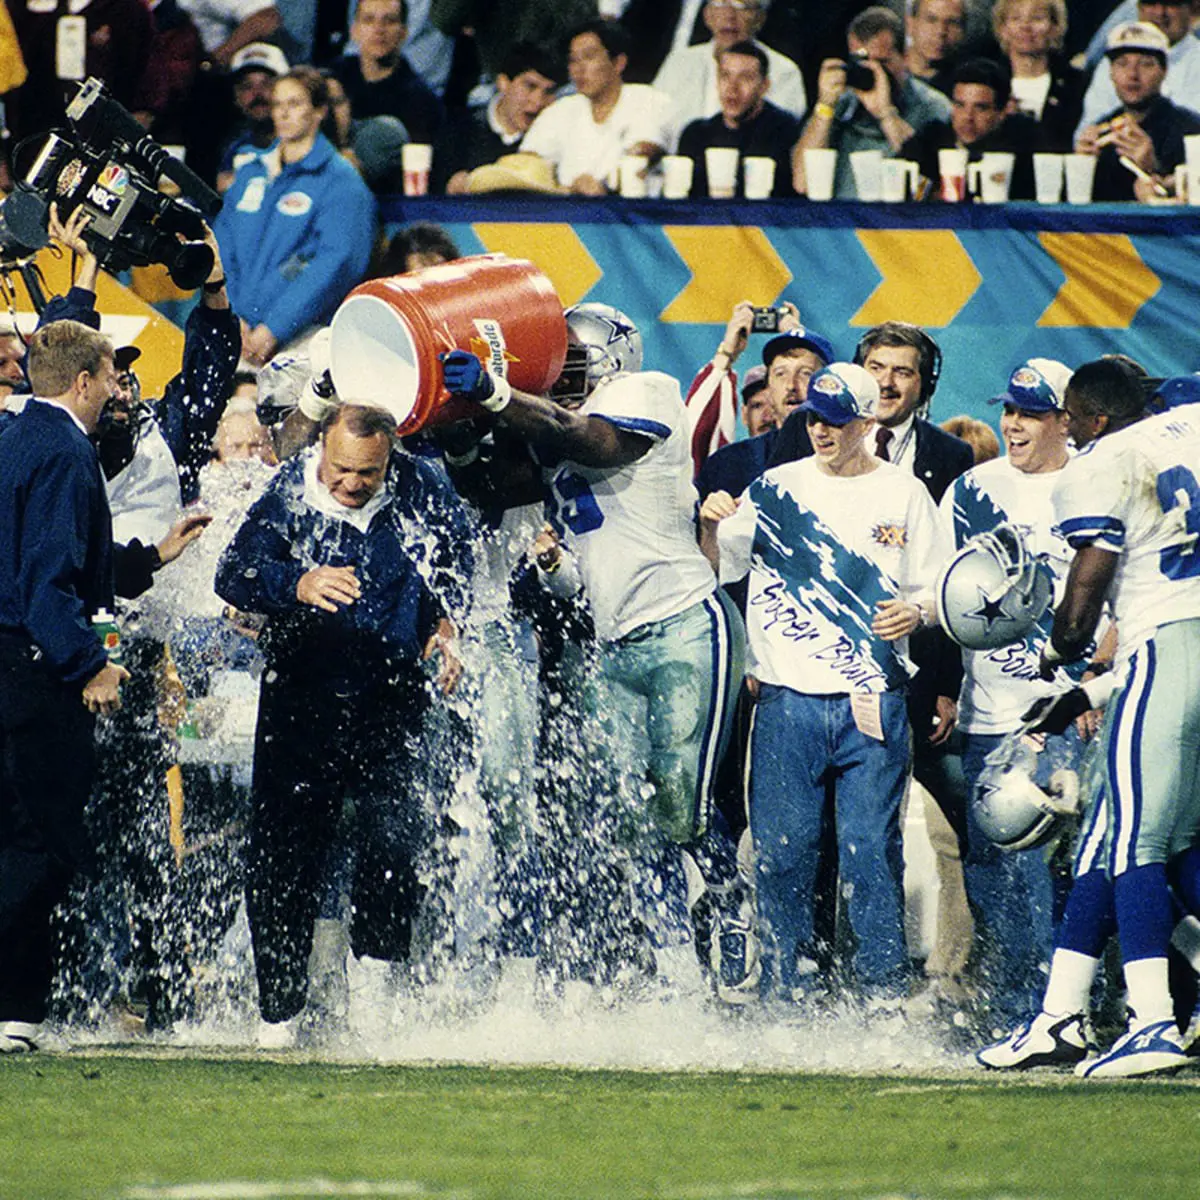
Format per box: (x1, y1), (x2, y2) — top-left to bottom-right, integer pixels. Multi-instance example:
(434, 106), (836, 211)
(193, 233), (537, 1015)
(936, 523), (1053, 651)
(553, 302), (643, 407)
(974, 731), (1080, 852)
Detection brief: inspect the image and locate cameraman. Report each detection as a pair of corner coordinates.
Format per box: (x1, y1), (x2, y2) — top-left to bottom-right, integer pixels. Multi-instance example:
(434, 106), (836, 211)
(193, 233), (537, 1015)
(793, 5), (950, 199)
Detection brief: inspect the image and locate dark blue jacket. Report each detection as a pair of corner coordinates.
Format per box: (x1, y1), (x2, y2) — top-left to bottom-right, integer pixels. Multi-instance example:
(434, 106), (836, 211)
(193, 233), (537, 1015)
(695, 429), (779, 501)
(0, 400), (114, 683)
(215, 449), (474, 690)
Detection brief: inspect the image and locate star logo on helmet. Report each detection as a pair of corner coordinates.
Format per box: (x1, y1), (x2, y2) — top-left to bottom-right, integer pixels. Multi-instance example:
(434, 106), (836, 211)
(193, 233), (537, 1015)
(968, 587), (1009, 632)
(598, 313), (636, 348)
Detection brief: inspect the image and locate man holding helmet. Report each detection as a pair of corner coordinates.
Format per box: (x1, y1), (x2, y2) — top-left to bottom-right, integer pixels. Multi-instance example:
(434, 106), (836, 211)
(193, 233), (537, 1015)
(938, 356), (1108, 1037)
(440, 304), (748, 992)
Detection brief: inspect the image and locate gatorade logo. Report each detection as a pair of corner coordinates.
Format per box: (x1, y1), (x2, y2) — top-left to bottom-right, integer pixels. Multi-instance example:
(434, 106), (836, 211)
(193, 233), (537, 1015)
(471, 319), (518, 379)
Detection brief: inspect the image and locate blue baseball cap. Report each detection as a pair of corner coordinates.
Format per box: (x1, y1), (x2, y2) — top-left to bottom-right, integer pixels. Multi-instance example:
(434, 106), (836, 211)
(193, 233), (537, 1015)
(741, 363), (768, 400)
(1151, 374), (1200, 411)
(990, 357), (1072, 413)
(762, 326), (835, 369)
(799, 362), (879, 426)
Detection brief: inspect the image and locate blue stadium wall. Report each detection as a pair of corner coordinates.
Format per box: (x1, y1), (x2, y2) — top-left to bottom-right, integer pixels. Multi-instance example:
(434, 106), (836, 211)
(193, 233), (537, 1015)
(381, 197), (1200, 430)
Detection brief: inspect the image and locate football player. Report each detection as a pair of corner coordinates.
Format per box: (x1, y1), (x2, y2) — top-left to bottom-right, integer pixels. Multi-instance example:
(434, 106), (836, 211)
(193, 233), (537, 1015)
(939, 358), (1106, 1033)
(1035, 356), (1200, 1077)
(440, 305), (748, 990)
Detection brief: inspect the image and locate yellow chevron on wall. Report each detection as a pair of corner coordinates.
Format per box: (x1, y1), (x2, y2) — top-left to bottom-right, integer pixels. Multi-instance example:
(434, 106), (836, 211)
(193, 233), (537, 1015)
(851, 229), (981, 328)
(1036, 233), (1160, 327)
(4, 251), (187, 399)
(659, 226), (793, 322)
(471, 223), (601, 307)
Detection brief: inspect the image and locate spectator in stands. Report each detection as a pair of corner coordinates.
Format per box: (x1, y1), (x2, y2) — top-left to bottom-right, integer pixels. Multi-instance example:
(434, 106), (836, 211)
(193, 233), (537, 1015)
(522, 20), (676, 195)
(216, 41), (289, 193)
(428, 0), (596, 83)
(653, 0), (807, 127)
(1075, 20), (1200, 202)
(903, 58), (1042, 200)
(332, 0), (445, 146)
(178, 0), (282, 68)
(214, 66), (376, 366)
(1077, 1), (1200, 136)
(433, 42), (564, 194)
(793, 6), (951, 199)
(5, 0), (153, 144)
(677, 41), (802, 198)
(131, 0), (205, 149)
(0, 324), (26, 407)
(991, 0), (1087, 152)
(905, 0), (968, 97)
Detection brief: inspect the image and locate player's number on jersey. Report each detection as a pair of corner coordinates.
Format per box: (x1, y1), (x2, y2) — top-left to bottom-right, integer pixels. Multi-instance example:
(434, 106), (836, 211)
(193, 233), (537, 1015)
(1156, 465), (1200, 579)
(551, 470), (604, 535)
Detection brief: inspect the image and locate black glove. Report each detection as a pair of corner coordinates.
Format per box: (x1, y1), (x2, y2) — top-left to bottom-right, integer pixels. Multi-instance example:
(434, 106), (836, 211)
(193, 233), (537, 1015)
(1022, 688), (1091, 736)
(440, 350), (494, 405)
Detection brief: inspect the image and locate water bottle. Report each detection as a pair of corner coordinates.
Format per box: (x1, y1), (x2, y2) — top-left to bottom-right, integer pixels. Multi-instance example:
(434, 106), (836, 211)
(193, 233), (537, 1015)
(92, 608), (123, 665)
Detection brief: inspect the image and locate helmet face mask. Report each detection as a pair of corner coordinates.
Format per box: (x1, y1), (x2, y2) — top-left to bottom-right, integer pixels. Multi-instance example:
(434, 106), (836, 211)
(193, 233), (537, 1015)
(974, 731), (1078, 852)
(551, 302), (643, 407)
(937, 521), (1053, 650)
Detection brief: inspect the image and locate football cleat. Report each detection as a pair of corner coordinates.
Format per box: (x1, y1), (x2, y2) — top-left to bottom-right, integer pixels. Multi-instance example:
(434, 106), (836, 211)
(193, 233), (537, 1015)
(1076, 1018), (1188, 1079)
(0, 1021), (40, 1053)
(977, 1010), (1087, 1070)
(1183, 1007), (1200, 1057)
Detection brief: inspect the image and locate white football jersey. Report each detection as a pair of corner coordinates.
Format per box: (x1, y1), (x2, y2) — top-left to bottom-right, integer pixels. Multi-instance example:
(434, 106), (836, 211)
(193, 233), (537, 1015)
(1053, 407), (1200, 660)
(543, 371), (716, 642)
(942, 456), (1101, 734)
(718, 457), (948, 695)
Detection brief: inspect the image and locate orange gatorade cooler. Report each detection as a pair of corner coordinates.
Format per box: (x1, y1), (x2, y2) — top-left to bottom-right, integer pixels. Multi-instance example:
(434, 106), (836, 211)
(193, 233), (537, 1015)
(328, 253), (568, 434)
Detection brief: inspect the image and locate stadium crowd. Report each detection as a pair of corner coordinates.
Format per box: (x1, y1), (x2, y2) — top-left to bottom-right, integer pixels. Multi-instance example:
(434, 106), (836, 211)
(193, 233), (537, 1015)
(1, 0), (1200, 1083)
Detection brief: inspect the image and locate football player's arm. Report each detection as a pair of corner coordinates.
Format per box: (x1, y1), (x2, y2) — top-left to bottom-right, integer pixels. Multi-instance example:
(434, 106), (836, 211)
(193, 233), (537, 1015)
(440, 351), (651, 469)
(1044, 544), (1117, 672)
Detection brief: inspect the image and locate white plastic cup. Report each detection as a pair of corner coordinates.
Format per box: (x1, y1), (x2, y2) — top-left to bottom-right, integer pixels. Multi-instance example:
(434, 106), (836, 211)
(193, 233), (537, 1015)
(661, 154), (694, 199)
(402, 142), (432, 196)
(967, 151), (1014, 203)
(1064, 152), (1096, 204)
(803, 147), (837, 201)
(618, 154), (649, 198)
(705, 147), (739, 198)
(742, 156), (776, 199)
(880, 157), (918, 202)
(1033, 152), (1064, 204)
(1176, 162), (1189, 203)
(938, 147), (968, 201)
(849, 149), (883, 201)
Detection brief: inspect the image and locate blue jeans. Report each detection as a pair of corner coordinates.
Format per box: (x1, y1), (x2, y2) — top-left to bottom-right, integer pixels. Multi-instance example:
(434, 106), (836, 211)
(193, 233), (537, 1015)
(961, 730), (1066, 1025)
(749, 685), (911, 997)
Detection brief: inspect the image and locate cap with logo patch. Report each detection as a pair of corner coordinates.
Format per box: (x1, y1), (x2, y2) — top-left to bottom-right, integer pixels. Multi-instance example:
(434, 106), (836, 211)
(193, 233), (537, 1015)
(741, 363), (768, 400)
(1104, 21), (1170, 62)
(798, 362), (879, 426)
(230, 42), (290, 78)
(989, 357), (1071, 413)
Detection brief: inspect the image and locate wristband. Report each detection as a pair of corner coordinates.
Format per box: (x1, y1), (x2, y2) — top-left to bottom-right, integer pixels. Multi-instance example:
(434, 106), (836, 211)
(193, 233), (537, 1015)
(202, 277), (226, 293)
(479, 374), (512, 413)
(814, 102), (835, 121)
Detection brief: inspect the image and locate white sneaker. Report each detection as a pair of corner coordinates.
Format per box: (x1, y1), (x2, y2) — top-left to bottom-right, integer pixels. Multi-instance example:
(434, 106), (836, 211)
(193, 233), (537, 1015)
(977, 1011), (1087, 1070)
(0, 1021), (39, 1053)
(1076, 1018), (1188, 1079)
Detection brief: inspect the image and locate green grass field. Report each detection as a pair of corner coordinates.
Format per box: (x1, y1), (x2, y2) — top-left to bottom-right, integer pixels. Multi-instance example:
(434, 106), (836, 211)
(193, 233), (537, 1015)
(2, 1053), (1198, 1200)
